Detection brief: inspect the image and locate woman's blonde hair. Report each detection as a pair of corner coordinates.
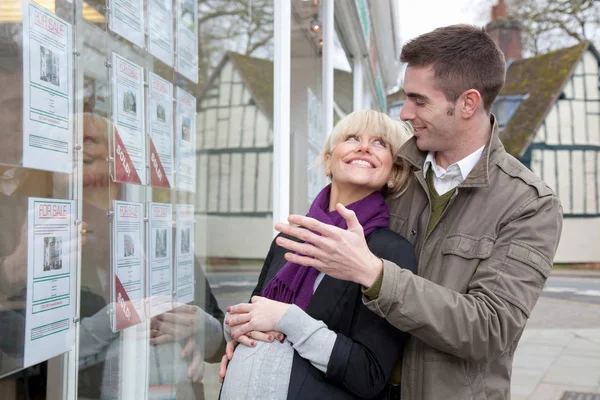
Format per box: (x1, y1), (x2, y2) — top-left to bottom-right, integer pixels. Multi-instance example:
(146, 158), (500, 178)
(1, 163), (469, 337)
(320, 109), (413, 196)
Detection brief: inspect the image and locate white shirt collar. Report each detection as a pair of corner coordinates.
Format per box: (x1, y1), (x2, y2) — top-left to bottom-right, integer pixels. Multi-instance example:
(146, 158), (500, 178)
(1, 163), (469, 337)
(423, 146), (485, 182)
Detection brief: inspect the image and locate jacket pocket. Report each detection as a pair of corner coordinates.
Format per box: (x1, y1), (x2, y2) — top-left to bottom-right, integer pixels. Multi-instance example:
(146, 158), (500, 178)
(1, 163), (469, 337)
(442, 233), (495, 259)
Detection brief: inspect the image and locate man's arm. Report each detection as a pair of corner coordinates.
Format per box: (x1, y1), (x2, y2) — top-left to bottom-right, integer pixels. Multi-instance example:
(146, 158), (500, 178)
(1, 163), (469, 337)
(364, 194), (563, 362)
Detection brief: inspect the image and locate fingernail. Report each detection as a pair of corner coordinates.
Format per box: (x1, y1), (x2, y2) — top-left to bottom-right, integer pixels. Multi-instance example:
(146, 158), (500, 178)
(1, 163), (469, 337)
(268, 336), (273, 342)
(226, 307), (231, 312)
(251, 341), (256, 347)
(225, 320), (229, 325)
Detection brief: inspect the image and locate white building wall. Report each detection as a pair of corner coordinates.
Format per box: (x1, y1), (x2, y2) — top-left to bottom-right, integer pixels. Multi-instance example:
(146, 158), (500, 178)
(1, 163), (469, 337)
(529, 49), (600, 262)
(554, 218), (600, 263)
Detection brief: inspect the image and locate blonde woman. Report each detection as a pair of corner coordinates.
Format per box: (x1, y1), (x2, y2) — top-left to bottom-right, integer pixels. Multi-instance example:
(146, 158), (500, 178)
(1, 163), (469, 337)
(219, 110), (416, 400)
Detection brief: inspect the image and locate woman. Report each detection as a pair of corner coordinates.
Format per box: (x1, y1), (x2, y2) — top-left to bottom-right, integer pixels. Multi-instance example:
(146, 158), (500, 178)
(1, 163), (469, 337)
(219, 110), (417, 400)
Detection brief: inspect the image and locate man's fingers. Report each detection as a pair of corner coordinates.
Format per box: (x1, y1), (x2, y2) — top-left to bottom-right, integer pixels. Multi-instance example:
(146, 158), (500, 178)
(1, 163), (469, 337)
(225, 312), (251, 327)
(285, 215), (339, 237)
(336, 203), (364, 233)
(275, 236), (331, 260)
(283, 252), (327, 270)
(226, 302), (253, 314)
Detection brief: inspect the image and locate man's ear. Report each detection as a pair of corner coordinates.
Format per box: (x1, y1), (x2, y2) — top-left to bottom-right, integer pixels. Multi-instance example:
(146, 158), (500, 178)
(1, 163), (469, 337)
(459, 89), (482, 118)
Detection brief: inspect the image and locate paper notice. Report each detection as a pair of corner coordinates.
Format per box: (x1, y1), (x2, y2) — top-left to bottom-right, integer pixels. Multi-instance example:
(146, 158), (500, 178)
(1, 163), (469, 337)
(112, 200), (145, 331)
(174, 205), (194, 304)
(24, 198), (76, 367)
(22, 1), (74, 173)
(146, 202), (173, 317)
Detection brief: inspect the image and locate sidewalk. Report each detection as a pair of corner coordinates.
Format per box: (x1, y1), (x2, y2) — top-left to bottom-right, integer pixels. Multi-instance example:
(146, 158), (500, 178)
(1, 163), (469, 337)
(511, 297), (600, 400)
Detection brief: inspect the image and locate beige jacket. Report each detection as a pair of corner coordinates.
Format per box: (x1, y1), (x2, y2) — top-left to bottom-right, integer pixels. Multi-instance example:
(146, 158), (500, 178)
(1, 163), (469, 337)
(365, 118), (563, 400)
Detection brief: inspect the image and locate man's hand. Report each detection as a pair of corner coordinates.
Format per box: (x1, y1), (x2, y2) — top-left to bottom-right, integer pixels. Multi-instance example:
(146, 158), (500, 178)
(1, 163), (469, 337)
(150, 304), (201, 345)
(274, 203), (383, 287)
(225, 297), (289, 340)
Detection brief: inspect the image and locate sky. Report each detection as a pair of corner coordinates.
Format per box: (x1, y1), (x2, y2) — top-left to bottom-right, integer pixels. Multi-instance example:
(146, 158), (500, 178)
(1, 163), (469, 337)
(397, 0), (484, 43)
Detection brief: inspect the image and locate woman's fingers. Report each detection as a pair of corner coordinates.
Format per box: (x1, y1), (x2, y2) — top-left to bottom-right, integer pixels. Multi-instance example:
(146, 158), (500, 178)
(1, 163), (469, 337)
(219, 354), (228, 383)
(234, 332), (255, 347)
(225, 312), (251, 327)
(226, 302), (253, 314)
(225, 339), (238, 359)
(246, 330), (274, 343)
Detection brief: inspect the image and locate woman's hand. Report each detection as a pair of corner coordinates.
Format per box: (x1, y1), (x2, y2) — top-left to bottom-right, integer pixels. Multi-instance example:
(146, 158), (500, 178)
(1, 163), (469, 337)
(225, 296), (290, 340)
(150, 304), (201, 345)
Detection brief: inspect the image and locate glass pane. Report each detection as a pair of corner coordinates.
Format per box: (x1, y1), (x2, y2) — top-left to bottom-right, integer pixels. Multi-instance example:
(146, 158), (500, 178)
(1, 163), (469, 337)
(1, 0), (78, 397)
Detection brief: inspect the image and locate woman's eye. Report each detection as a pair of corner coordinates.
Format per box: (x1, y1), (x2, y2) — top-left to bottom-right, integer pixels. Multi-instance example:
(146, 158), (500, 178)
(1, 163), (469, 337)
(345, 135), (359, 142)
(374, 138), (387, 147)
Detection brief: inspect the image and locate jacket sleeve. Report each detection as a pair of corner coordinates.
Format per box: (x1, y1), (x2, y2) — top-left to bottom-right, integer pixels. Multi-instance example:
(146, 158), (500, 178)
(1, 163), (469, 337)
(364, 194), (563, 363)
(250, 236), (279, 298)
(326, 233), (417, 398)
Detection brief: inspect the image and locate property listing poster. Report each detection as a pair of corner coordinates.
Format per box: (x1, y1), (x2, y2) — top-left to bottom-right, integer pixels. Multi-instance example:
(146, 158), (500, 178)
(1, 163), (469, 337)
(175, 88), (196, 192)
(175, 0), (198, 83)
(109, 0), (144, 48)
(112, 53), (146, 185)
(24, 198), (76, 368)
(175, 205), (194, 304)
(147, 203), (173, 317)
(148, 73), (173, 188)
(148, 0), (173, 66)
(112, 201), (145, 331)
(22, 1), (73, 173)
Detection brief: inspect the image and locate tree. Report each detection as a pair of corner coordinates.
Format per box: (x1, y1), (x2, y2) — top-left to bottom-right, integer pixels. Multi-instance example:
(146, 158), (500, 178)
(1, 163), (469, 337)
(478, 0), (600, 55)
(197, 0), (274, 85)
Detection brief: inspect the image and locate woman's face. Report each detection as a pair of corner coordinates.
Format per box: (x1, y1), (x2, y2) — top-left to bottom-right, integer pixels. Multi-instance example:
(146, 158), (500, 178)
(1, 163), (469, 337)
(326, 132), (394, 193)
(82, 116), (110, 188)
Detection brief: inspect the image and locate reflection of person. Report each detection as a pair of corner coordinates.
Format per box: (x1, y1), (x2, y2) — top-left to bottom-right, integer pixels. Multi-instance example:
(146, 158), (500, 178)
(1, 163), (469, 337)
(272, 26), (563, 399)
(76, 112), (226, 399)
(220, 110), (417, 399)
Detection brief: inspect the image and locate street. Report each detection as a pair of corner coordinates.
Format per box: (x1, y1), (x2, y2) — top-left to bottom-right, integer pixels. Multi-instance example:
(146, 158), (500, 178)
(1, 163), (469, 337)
(542, 275), (600, 305)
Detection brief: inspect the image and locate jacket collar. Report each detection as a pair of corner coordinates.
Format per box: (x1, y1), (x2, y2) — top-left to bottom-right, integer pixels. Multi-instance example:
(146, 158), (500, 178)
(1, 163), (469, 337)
(398, 115), (505, 189)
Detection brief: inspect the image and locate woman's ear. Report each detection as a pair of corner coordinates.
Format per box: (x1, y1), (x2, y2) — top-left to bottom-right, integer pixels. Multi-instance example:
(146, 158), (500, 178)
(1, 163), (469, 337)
(324, 153), (331, 177)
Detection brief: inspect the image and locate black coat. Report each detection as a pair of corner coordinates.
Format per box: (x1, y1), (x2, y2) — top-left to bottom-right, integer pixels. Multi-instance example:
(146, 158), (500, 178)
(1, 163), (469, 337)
(251, 228), (417, 400)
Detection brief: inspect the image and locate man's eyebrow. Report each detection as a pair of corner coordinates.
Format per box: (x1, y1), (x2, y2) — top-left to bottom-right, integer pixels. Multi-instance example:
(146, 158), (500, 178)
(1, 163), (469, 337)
(405, 91), (428, 102)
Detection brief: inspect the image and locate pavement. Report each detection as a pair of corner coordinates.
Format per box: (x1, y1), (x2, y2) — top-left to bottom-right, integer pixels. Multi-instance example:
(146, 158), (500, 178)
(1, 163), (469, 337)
(511, 270), (600, 400)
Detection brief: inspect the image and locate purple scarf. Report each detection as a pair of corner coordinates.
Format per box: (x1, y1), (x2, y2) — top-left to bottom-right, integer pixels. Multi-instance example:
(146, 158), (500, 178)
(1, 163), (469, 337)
(262, 185), (390, 310)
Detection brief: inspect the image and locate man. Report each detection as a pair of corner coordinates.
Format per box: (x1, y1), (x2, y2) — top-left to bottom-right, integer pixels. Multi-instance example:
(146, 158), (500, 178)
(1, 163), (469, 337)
(253, 25), (562, 399)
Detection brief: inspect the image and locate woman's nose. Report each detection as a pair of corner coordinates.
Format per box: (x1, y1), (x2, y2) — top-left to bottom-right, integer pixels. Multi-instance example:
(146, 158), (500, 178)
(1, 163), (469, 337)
(356, 138), (371, 152)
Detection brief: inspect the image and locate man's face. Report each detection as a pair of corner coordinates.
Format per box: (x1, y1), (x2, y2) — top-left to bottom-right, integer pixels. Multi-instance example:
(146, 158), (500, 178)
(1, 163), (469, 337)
(0, 71), (23, 164)
(399, 65), (458, 153)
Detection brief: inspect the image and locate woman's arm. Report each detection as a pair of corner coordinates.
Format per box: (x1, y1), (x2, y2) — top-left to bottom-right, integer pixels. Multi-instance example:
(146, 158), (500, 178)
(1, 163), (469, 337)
(325, 232), (417, 397)
(225, 232), (417, 397)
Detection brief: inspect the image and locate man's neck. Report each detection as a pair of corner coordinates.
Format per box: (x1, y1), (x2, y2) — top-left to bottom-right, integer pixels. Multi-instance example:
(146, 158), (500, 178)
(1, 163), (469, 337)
(435, 117), (491, 169)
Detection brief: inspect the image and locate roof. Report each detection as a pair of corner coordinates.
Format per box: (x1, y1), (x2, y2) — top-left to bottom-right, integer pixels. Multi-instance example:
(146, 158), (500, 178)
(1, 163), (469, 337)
(499, 41), (591, 157)
(200, 52), (353, 122)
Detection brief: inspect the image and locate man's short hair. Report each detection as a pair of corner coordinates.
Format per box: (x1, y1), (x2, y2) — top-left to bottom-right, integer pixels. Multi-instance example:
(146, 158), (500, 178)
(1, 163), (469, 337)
(400, 24), (506, 112)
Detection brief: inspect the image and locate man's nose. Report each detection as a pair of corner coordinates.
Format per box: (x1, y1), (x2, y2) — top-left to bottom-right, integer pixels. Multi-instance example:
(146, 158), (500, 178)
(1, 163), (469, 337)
(400, 102), (414, 121)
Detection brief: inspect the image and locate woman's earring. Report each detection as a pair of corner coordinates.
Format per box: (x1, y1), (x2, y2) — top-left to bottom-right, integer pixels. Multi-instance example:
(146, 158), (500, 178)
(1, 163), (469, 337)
(325, 168), (331, 177)
(387, 180), (394, 188)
